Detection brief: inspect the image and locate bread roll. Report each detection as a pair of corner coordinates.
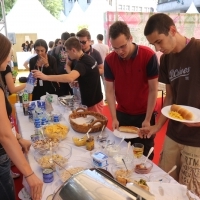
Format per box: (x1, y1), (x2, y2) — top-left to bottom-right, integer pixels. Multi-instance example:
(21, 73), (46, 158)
(118, 126), (139, 134)
(170, 104), (193, 120)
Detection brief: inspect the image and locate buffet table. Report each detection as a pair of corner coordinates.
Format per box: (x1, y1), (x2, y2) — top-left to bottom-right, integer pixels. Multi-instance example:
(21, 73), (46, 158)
(15, 102), (198, 200)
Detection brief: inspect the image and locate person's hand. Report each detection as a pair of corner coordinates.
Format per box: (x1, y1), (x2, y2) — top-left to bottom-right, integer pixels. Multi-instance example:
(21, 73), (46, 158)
(25, 173), (43, 200)
(139, 124), (160, 139)
(32, 70), (47, 80)
(112, 118), (119, 131)
(18, 139), (31, 154)
(39, 55), (49, 67)
(141, 119), (150, 128)
(183, 122), (200, 127)
(36, 55), (48, 68)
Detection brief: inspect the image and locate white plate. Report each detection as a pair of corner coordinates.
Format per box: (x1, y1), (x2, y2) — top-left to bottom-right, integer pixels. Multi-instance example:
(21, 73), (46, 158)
(161, 105), (200, 123)
(113, 129), (139, 139)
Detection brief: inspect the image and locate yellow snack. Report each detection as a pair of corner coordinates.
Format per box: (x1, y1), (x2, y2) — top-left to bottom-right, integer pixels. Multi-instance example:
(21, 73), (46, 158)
(44, 124), (69, 140)
(169, 111), (183, 120)
(72, 136), (87, 146)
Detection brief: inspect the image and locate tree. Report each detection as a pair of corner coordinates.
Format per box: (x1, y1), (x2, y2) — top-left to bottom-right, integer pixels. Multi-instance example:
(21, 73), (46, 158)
(39, 0), (63, 19)
(0, 0), (16, 19)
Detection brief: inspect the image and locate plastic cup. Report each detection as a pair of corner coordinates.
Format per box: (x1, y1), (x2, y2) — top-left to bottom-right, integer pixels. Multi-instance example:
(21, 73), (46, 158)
(133, 143), (144, 158)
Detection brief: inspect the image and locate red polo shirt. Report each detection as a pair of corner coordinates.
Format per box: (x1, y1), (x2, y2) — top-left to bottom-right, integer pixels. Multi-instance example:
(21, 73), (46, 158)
(104, 44), (159, 115)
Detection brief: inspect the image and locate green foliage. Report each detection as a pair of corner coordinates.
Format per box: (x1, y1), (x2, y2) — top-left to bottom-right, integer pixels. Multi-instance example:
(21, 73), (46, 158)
(39, 0), (63, 19)
(0, 0), (16, 19)
(78, 25), (89, 31)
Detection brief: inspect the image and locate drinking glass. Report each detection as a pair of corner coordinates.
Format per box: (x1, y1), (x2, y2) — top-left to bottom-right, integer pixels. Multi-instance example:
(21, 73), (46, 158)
(133, 143), (144, 159)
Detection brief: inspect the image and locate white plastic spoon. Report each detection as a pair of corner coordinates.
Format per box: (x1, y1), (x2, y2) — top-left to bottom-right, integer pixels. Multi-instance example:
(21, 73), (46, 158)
(117, 136), (125, 147)
(142, 147), (154, 165)
(159, 165), (177, 181)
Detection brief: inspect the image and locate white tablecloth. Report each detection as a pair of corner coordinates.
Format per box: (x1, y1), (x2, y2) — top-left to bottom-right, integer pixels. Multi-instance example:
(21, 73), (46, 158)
(15, 102), (195, 200)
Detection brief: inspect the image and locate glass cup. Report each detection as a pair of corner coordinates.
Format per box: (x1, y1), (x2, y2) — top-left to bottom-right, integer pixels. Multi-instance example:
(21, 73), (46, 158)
(133, 143), (144, 159)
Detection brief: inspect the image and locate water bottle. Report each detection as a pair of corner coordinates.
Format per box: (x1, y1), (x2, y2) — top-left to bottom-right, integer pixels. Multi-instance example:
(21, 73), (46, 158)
(24, 72), (36, 93)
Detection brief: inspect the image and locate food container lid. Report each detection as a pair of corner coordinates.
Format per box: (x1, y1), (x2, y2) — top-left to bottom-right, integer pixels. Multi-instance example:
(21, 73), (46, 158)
(52, 168), (155, 200)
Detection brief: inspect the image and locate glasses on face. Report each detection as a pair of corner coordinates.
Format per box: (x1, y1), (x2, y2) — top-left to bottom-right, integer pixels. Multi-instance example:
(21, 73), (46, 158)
(79, 40), (87, 45)
(112, 41), (128, 52)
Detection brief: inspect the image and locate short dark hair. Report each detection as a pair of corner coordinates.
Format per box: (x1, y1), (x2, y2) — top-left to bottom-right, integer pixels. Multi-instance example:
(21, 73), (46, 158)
(144, 13), (175, 36)
(76, 28), (91, 40)
(48, 41), (54, 48)
(61, 32), (70, 41)
(34, 39), (48, 53)
(70, 33), (76, 37)
(109, 21), (131, 40)
(64, 37), (82, 51)
(97, 34), (103, 41)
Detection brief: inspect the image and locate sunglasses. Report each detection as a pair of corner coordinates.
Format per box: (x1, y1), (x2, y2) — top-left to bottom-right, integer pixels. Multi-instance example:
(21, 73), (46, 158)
(80, 41), (87, 45)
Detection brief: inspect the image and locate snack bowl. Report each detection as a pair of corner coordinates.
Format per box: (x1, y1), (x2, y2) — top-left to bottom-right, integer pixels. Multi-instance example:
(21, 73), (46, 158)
(31, 137), (60, 151)
(105, 144), (121, 157)
(43, 123), (69, 140)
(113, 153), (134, 165)
(56, 159), (92, 183)
(34, 146), (72, 170)
(72, 135), (87, 146)
(110, 164), (134, 185)
(134, 160), (153, 174)
(149, 172), (171, 183)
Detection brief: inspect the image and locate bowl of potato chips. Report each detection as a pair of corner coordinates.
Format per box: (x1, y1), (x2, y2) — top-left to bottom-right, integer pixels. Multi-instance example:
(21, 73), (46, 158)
(43, 124), (69, 140)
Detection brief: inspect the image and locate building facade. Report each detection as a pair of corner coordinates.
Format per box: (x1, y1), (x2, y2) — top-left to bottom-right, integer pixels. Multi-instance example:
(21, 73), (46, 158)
(63, 0), (157, 17)
(157, 0), (200, 12)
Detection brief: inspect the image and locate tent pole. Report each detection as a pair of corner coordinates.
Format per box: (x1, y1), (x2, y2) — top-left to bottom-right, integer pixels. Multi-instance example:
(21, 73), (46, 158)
(0, 0), (8, 36)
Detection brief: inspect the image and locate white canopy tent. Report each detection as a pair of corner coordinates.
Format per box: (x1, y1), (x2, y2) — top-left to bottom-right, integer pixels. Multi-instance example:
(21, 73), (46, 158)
(84, 0), (114, 41)
(5, 0), (64, 42)
(62, 1), (85, 34)
(186, 2), (199, 13)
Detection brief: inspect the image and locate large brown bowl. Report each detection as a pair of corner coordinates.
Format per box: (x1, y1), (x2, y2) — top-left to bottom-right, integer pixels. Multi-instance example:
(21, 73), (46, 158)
(69, 108), (108, 133)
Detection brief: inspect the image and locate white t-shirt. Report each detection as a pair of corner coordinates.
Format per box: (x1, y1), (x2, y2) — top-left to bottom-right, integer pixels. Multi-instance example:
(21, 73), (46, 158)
(92, 43), (109, 61)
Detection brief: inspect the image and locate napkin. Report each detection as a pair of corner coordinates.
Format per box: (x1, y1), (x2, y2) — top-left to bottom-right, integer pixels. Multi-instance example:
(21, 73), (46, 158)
(147, 182), (191, 200)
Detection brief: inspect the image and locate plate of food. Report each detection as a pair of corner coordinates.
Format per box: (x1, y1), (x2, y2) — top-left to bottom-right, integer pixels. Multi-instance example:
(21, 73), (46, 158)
(161, 104), (200, 123)
(113, 126), (139, 139)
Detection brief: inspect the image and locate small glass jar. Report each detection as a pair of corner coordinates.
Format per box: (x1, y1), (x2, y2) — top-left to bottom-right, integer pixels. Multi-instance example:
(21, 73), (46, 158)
(86, 136), (94, 151)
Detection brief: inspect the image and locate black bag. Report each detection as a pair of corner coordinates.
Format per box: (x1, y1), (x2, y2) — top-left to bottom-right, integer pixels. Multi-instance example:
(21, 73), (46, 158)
(19, 77), (27, 83)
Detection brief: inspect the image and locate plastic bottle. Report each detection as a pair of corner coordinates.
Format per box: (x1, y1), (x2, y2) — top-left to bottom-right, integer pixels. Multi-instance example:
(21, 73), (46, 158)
(24, 72), (36, 93)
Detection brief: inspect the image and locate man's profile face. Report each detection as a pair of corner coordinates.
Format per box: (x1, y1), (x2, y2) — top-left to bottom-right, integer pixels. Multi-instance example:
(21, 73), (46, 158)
(110, 34), (131, 59)
(146, 29), (176, 54)
(78, 36), (90, 51)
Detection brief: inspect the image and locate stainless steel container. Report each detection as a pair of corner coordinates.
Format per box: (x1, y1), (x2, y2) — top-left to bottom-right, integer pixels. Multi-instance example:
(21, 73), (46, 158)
(52, 169), (155, 200)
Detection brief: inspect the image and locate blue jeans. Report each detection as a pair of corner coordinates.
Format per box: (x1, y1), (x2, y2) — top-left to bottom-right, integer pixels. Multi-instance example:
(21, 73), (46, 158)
(0, 154), (15, 200)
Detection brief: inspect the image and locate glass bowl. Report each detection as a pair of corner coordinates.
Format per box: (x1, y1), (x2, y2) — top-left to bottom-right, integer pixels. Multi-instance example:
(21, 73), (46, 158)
(72, 135), (87, 146)
(31, 137), (60, 151)
(149, 172), (171, 183)
(134, 160), (153, 174)
(113, 153), (134, 165)
(56, 159), (92, 183)
(110, 164), (133, 185)
(105, 144), (121, 157)
(43, 123), (69, 140)
(34, 146), (72, 170)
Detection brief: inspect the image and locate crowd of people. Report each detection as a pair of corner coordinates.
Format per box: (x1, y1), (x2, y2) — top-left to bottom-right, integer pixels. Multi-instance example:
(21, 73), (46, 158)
(0, 12), (200, 199)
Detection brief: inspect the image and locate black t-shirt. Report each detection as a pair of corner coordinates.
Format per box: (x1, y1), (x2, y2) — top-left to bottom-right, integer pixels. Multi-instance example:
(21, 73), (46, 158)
(74, 54), (103, 107)
(0, 86), (12, 153)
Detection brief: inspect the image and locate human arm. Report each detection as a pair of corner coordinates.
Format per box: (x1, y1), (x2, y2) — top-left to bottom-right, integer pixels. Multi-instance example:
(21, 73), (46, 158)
(16, 133), (31, 154)
(139, 84), (173, 138)
(5, 72), (25, 93)
(23, 60), (30, 70)
(98, 63), (104, 75)
(105, 80), (119, 130)
(32, 69), (80, 83)
(0, 90), (43, 200)
(142, 78), (158, 127)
